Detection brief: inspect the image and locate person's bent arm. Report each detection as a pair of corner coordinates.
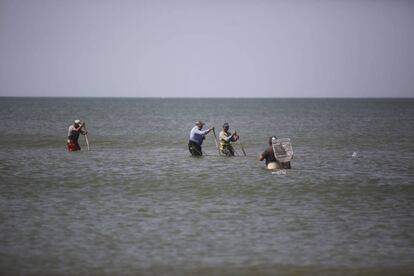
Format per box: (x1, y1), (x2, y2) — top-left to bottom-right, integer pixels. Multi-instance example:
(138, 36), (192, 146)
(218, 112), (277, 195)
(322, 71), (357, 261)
(259, 154), (265, 161)
(74, 122), (84, 132)
(73, 123), (87, 135)
(198, 127), (214, 135)
(220, 132), (234, 142)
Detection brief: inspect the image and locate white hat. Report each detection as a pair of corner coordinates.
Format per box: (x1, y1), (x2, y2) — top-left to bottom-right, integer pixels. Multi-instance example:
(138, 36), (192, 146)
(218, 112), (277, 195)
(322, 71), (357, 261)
(74, 119), (81, 124)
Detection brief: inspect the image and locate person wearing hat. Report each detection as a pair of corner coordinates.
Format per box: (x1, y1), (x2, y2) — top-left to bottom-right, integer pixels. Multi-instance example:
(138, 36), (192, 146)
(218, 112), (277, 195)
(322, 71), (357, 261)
(188, 121), (214, 156)
(259, 136), (291, 169)
(219, 122), (239, 156)
(67, 119), (87, 152)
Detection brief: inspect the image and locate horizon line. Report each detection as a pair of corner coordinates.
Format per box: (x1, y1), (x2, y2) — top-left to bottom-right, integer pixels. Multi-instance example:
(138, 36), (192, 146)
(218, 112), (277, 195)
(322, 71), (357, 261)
(1, 96), (413, 99)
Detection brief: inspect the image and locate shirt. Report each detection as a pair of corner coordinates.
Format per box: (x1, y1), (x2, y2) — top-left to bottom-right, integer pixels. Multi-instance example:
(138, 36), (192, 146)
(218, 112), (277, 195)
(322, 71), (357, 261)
(68, 125), (80, 141)
(68, 125), (85, 142)
(189, 126), (209, 146)
(219, 130), (234, 149)
(261, 146), (277, 165)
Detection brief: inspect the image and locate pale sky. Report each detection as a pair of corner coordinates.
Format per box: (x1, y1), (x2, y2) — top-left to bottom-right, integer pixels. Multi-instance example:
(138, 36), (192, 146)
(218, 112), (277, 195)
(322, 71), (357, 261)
(0, 0), (413, 97)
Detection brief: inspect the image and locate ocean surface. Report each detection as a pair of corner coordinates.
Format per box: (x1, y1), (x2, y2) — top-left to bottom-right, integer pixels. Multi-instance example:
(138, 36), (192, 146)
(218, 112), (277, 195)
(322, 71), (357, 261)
(0, 97), (413, 275)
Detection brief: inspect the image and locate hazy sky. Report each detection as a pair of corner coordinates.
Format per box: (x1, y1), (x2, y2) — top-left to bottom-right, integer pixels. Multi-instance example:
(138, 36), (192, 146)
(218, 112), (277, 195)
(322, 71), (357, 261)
(1, 0), (413, 97)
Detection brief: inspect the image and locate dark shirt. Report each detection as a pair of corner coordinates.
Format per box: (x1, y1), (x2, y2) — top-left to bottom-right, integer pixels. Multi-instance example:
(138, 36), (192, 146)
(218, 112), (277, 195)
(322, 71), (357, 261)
(68, 125), (86, 142)
(261, 147), (277, 165)
(68, 125), (80, 142)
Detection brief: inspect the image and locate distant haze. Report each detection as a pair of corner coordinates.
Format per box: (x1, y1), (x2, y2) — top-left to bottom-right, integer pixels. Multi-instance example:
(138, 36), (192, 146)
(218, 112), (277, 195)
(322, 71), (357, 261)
(1, 0), (413, 97)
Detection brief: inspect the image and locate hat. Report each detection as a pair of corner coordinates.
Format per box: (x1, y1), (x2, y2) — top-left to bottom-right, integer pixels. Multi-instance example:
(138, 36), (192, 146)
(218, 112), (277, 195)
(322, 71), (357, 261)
(195, 121), (205, 126)
(74, 119), (81, 125)
(223, 122), (229, 128)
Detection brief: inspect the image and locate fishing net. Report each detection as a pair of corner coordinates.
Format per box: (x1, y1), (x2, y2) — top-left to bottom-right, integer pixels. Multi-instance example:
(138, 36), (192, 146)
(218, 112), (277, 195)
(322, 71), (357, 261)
(272, 138), (293, 162)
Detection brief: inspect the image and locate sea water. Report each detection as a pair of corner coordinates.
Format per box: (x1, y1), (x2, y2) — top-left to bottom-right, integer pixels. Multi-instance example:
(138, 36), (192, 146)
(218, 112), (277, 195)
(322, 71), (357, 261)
(0, 97), (413, 275)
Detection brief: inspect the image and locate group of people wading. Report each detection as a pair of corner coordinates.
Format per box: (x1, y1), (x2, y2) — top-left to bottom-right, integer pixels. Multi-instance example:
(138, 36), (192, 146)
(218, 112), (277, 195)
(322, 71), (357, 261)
(67, 119), (292, 170)
(188, 121), (239, 157)
(188, 121), (292, 170)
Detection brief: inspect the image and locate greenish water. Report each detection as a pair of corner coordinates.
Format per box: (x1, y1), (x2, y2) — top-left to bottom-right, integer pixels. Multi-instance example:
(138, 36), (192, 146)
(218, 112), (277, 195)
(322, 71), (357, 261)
(0, 97), (413, 275)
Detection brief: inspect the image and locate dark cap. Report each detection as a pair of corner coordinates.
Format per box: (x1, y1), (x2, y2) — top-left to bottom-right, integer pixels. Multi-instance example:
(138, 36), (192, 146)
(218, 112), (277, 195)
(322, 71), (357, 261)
(223, 122), (229, 128)
(268, 136), (277, 144)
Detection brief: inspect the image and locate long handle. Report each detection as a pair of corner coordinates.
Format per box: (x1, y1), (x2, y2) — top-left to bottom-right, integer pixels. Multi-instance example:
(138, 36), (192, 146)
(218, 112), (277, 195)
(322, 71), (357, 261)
(83, 124), (90, 151)
(212, 128), (221, 156)
(85, 134), (90, 151)
(239, 141), (246, 156)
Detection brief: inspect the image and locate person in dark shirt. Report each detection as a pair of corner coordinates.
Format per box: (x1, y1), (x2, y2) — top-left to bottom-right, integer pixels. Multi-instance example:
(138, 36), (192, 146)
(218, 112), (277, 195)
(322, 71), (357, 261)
(259, 136), (291, 169)
(67, 119), (87, 151)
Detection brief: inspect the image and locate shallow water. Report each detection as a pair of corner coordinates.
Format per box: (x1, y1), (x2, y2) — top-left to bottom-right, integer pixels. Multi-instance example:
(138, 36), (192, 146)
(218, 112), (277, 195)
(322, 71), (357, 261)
(1, 98), (414, 275)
